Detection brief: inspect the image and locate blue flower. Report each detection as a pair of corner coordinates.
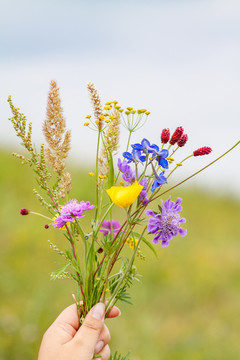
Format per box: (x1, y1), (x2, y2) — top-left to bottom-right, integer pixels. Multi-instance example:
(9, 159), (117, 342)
(151, 171), (167, 193)
(123, 149), (146, 164)
(153, 148), (169, 169)
(131, 138), (158, 154)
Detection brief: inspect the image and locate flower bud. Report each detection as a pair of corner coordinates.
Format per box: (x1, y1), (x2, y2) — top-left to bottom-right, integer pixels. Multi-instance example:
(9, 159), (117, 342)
(20, 208), (29, 215)
(44, 224), (49, 229)
(193, 147), (212, 156)
(161, 128), (170, 144)
(177, 134), (188, 147)
(170, 126), (184, 145)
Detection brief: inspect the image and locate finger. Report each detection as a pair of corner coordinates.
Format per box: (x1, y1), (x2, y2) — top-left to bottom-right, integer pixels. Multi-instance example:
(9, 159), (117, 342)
(73, 303), (105, 356)
(106, 306), (121, 318)
(46, 304), (79, 344)
(97, 344), (111, 360)
(94, 324), (111, 354)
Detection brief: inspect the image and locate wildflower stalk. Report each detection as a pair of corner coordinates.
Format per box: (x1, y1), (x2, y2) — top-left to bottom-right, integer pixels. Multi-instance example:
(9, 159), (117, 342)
(29, 212), (53, 221)
(95, 130), (101, 223)
(167, 154), (193, 179)
(73, 217), (86, 242)
(105, 226), (147, 315)
(95, 202), (114, 236)
(149, 140), (240, 205)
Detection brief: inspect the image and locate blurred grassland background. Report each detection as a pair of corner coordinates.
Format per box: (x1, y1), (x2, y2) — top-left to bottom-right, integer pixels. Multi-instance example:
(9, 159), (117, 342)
(1, 148), (240, 360)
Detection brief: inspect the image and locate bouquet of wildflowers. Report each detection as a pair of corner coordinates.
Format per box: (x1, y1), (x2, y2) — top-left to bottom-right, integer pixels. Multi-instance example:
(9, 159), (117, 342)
(8, 81), (239, 359)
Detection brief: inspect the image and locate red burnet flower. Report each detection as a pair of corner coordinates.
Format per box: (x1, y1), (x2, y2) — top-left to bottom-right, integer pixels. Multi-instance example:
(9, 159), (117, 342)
(20, 208), (29, 215)
(177, 134), (188, 147)
(170, 126), (184, 145)
(193, 146), (212, 156)
(161, 128), (170, 144)
(44, 224), (49, 229)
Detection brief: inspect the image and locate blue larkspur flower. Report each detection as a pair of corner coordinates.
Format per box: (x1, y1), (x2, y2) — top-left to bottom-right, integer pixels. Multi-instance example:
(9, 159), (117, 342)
(151, 171), (167, 193)
(131, 138), (158, 154)
(152, 148), (169, 169)
(146, 197), (187, 247)
(123, 149), (146, 164)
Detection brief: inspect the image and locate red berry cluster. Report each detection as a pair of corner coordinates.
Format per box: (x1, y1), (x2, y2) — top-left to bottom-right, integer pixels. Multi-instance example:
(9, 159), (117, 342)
(193, 147), (212, 156)
(20, 208), (29, 215)
(160, 126), (188, 147)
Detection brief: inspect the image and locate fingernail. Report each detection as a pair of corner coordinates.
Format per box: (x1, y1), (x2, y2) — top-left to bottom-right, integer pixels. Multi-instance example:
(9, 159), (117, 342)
(94, 340), (104, 354)
(92, 303), (105, 320)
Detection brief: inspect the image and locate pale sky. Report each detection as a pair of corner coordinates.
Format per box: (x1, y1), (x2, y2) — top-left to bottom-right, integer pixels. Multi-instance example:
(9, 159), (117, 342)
(1, 0), (240, 196)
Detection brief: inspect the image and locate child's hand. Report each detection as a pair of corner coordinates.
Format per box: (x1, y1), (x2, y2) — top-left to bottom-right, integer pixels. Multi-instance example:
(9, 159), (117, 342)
(38, 303), (120, 360)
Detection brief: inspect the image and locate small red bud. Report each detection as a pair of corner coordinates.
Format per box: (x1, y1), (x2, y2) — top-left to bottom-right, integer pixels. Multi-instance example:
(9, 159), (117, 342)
(170, 126), (184, 145)
(177, 134), (188, 147)
(20, 208), (29, 215)
(44, 224), (49, 229)
(97, 247), (104, 254)
(161, 128), (170, 144)
(193, 146), (212, 156)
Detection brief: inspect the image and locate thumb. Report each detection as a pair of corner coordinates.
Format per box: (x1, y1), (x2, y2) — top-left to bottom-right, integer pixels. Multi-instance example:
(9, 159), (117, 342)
(73, 303), (105, 356)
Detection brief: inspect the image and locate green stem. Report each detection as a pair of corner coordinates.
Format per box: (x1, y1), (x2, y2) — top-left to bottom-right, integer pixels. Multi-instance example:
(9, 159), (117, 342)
(74, 217), (86, 242)
(151, 140), (240, 203)
(105, 226), (147, 314)
(94, 202), (114, 236)
(94, 130), (101, 221)
(29, 211), (53, 221)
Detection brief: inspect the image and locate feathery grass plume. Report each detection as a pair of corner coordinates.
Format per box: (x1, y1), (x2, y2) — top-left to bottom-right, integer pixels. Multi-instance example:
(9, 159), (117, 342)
(57, 171), (72, 198)
(99, 110), (120, 177)
(87, 82), (104, 130)
(43, 80), (71, 175)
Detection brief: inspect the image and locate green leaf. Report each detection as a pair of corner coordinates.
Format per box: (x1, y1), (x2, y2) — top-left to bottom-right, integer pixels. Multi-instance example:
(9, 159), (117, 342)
(158, 204), (162, 215)
(107, 151), (114, 188)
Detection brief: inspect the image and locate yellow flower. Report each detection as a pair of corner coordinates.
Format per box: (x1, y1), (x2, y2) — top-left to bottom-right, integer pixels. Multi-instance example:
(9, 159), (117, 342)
(126, 237), (138, 250)
(106, 181), (143, 208)
(88, 172), (94, 177)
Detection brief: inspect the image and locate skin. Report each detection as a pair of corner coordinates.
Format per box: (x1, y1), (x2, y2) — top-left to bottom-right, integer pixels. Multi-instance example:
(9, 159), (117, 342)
(38, 303), (120, 360)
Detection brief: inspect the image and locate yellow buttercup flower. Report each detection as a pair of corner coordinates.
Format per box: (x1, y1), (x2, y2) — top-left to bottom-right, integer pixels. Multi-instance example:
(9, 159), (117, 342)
(106, 181), (143, 208)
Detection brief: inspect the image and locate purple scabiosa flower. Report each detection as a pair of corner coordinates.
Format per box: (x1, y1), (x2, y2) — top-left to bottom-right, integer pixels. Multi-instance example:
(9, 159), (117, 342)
(139, 177), (149, 204)
(118, 158), (135, 183)
(53, 199), (94, 229)
(99, 220), (122, 238)
(146, 197), (187, 247)
(123, 149), (146, 164)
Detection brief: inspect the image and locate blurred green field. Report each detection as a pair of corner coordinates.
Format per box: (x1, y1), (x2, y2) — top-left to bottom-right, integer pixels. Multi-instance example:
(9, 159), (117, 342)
(1, 149), (240, 360)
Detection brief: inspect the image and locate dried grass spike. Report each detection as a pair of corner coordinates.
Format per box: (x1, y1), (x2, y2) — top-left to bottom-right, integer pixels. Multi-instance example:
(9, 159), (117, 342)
(43, 80), (71, 174)
(87, 82), (104, 130)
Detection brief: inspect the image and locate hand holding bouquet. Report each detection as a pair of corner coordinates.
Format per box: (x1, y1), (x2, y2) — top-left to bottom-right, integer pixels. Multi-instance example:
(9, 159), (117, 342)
(8, 80), (239, 359)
